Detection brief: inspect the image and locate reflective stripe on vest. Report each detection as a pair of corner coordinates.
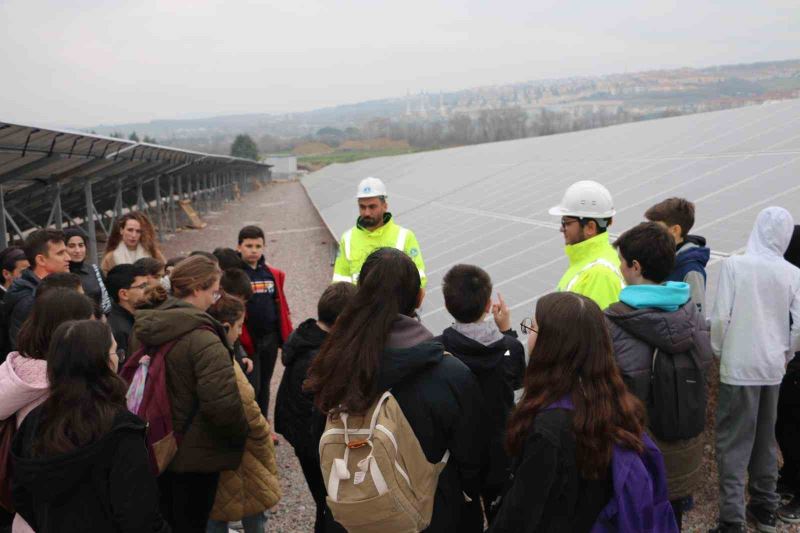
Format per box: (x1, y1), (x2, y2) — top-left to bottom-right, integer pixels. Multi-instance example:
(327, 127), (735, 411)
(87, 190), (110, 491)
(395, 228), (408, 251)
(343, 229), (353, 261)
(564, 258), (625, 291)
(345, 227), (407, 261)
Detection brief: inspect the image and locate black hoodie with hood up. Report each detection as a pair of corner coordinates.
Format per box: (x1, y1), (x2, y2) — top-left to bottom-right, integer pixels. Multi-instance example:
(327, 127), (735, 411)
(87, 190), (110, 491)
(11, 406), (170, 533)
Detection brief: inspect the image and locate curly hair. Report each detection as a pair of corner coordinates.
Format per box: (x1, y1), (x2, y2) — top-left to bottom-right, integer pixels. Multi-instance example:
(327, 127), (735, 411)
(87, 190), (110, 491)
(104, 212), (163, 260)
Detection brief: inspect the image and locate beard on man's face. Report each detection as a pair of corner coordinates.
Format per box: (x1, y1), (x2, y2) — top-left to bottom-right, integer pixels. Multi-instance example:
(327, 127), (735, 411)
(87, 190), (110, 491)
(361, 216), (377, 227)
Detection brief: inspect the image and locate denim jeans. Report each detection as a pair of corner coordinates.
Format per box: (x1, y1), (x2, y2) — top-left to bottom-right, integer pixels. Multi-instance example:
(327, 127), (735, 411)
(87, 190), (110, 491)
(207, 512), (267, 533)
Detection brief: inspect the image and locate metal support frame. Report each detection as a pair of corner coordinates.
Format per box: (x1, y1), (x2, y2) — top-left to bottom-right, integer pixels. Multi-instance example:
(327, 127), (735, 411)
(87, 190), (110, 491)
(45, 184), (63, 230)
(61, 208), (79, 229)
(177, 174), (183, 202)
(0, 186), (7, 249)
(203, 174), (210, 212)
(210, 174), (216, 210)
(136, 179), (146, 212)
(114, 180), (124, 218)
(168, 176), (177, 232)
(84, 181), (99, 266)
(12, 208), (41, 231)
(154, 175), (164, 242)
(94, 207), (110, 238)
(54, 184), (63, 230)
(4, 210), (24, 244)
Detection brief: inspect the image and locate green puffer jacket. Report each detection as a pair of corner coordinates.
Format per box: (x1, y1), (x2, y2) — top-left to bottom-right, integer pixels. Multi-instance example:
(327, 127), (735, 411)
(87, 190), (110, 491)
(132, 298), (248, 473)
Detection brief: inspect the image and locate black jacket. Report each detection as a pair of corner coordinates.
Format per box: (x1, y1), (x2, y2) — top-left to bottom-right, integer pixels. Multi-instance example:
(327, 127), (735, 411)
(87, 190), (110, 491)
(489, 408), (611, 533)
(11, 406), (170, 533)
(275, 318), (326, 453)
(435, 326), (525, 489)
(68, 261), (105, 309)
(0, 287), (10, 363)
(108, 303), (135, 361)
(242, 256), (279, 340)
(4, 269), (40, 350)
(377, 316), (487, 532)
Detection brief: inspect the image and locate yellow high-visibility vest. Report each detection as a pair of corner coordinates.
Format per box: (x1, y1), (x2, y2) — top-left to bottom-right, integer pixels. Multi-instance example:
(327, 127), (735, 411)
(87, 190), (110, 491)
(333, 215), (427, 287)
(556, 232), (624, 310)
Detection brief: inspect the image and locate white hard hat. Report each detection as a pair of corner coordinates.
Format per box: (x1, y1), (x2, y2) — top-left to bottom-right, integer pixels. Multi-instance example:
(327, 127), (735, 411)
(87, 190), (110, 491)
(548, 180), (616, 219)
(356, 177), (387, 199)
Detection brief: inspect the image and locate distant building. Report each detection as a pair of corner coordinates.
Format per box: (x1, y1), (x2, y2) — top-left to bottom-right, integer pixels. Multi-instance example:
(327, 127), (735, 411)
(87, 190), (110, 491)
(264, 155), (299, 179)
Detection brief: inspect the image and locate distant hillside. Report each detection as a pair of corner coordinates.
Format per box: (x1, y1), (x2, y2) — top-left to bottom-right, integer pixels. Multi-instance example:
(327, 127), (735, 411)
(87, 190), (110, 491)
(86, 58), (800, 157)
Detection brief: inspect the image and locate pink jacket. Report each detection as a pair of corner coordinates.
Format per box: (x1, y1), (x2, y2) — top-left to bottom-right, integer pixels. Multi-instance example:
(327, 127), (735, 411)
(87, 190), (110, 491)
(0, 351), (48, 533)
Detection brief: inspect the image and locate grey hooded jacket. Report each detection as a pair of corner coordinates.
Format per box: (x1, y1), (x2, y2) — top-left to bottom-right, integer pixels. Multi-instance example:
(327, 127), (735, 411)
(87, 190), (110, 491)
(605, 300), (713, 500)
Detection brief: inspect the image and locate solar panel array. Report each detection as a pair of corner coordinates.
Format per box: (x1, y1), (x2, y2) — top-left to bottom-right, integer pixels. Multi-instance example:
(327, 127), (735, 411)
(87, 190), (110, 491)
(303, 99), (800, 333)
(0, 121), (271, 240)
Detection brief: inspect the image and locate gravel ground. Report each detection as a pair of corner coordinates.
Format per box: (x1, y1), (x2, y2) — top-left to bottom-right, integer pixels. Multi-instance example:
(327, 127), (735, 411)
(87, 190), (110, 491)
(158, 179), (800, 532)
(160, 179), (331, 532)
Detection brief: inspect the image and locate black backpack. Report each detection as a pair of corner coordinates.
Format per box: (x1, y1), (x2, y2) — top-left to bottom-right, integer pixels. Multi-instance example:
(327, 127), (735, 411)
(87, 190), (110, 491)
(647, 339), (707, 441)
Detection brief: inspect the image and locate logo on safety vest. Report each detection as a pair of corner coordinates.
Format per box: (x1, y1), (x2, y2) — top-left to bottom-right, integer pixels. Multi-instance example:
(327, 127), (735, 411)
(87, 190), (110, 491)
(409, 248), (419, 257)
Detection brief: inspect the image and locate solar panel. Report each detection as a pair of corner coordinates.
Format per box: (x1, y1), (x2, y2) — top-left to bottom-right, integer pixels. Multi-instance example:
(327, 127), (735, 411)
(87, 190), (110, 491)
(303, 99), (800, 333)
(0, 121), (273, 238)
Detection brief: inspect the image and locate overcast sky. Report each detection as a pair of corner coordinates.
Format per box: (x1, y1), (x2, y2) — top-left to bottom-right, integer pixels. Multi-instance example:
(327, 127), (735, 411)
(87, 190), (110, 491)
(0, 0), (797, 128)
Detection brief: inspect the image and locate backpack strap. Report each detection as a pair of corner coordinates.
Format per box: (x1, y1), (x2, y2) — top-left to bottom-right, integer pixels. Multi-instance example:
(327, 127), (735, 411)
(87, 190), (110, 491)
(326, 392), (395, 503)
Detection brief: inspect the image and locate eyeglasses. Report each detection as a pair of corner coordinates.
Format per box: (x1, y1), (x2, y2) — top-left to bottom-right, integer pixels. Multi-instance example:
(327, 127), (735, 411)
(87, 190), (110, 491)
(129, 283), (148, 290)
(520, 317), (538, 335)
(560, 217), (580, 229)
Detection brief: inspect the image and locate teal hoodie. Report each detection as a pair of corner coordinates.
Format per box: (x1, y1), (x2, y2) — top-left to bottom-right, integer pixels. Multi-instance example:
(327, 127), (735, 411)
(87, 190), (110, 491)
(619, 281), (690, 312)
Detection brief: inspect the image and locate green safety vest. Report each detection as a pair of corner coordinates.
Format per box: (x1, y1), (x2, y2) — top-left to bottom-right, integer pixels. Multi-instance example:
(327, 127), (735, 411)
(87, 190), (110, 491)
(333, 214), (427, 287)
(556, 232), (624, 310)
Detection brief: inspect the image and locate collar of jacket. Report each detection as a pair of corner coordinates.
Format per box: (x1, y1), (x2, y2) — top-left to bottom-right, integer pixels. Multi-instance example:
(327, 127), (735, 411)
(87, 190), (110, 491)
(242, 254), (267, 271)
(69, 260), (87, 274)
(450, 320), (504, 346)
(111, 302), (134, 321)
(564, 232), (613, 266)
(356, 213), (394, 233)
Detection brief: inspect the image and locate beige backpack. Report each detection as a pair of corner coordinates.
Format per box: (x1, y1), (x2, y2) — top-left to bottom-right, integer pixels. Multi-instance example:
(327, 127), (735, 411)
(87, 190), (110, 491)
(319, 390), (450, 533)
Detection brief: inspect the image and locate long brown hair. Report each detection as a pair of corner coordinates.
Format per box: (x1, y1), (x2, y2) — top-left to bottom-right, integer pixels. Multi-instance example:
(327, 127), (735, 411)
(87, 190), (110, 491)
(207, 291), (245, 326)
(305, 248), (420, 415)
(31, 320), (128, 458)
(16, 289), (96, 360)
(506, 292), (645, 479)
(104, 212), (163, 260)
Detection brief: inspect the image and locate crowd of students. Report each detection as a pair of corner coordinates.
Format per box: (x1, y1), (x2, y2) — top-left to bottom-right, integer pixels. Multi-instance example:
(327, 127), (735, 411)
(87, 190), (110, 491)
(0, 183), (796, 533)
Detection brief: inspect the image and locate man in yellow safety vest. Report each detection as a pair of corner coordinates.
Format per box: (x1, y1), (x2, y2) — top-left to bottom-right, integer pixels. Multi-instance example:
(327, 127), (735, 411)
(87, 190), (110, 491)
(332, 177), (427, 287)
(549, 180), (624, 309)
